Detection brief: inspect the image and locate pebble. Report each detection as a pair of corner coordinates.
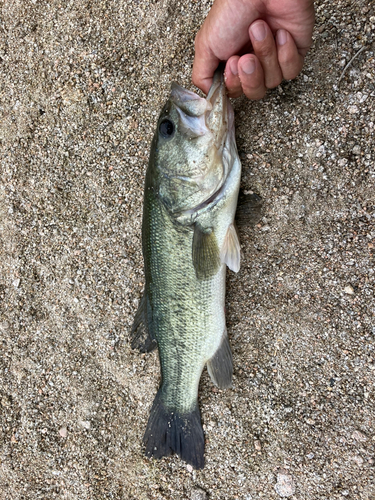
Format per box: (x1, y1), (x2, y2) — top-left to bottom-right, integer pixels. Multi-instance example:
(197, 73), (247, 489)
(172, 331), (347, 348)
(351, 455), (364, 467)
(59, 427), (68, 438)
(191, 487), (207, 500)
(352, 430), (367, 442)
(344, 285), (354, 295)
(274, 471), (296, 498)
(79, 420), (91, 430)
(254, 440), (262, 451)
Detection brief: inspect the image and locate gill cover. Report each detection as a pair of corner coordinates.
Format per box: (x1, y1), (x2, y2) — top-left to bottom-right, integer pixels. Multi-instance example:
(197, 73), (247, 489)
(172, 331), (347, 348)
(155, 72), (232, 218)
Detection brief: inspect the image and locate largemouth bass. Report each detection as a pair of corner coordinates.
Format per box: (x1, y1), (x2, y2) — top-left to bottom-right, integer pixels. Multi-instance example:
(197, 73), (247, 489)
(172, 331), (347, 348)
(131, 70), (259, 469)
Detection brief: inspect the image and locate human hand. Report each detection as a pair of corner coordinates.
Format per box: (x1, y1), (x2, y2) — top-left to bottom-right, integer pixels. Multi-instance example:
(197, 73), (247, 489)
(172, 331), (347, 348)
(193, 0), (315, 99)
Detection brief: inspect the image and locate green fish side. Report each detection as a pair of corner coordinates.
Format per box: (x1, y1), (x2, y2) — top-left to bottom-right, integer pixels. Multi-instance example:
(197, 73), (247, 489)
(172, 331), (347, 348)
(130, 70), (247, 469)
(144, 164), (226, 414)
(139, 129), (241, 468)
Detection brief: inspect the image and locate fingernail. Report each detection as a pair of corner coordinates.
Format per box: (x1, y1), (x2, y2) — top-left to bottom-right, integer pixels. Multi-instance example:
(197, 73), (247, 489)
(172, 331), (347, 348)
(229, 58), (238, 76)
(250, 22), (266, 42)
(277, 29), (287, 46)
(242, 58), (256, 75)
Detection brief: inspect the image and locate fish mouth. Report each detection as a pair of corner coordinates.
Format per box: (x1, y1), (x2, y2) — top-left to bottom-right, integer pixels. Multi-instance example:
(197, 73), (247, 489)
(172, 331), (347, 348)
(205, 70), (234, 151)
(170, 70), (233, 143)
(169, 70), (235, 217)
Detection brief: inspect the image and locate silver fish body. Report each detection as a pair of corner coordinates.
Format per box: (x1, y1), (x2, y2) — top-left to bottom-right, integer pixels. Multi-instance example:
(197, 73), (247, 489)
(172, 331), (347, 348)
(131, 71), (242, 469)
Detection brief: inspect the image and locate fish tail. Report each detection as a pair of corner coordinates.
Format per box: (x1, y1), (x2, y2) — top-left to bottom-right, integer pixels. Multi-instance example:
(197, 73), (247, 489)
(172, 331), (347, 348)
(143, 389), (205, 469)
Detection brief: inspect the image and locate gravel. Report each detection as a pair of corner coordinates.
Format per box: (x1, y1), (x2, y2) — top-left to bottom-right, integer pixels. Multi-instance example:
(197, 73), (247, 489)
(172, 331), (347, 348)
(0, 0), (374, 498)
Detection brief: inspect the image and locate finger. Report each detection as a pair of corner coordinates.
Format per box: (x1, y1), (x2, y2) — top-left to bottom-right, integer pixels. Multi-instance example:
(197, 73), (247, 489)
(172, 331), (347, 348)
(249, 20), (282, 89)
(224, 57), (242, 98)
(276, 29), (305, 81)
(238, 54), (267, 100)
(192, 30), (220, 95)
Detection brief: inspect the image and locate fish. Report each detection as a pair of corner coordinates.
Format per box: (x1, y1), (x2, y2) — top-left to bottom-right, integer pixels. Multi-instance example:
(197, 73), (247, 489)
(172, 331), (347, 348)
(131, 70), (261, 469)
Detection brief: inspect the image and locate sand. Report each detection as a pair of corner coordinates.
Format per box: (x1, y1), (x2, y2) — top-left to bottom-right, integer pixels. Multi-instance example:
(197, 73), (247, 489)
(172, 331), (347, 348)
(0, 0), (374, 498)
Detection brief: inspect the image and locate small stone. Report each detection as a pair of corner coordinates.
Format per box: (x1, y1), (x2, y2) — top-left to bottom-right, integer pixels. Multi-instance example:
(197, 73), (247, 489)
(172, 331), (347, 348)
(348, 105), (359, 114)
(344, 285), (354, 295)
(59, 426), (68, 437)
(254, 440), (262, 451)
(351, 455), (364, 466)
(79, 420), (91, 429)
(352, 430), (367, 442)
(352, 145), (361, 155)
(275, 471), (296, 498)
(186, 464), (193, 473)
(338, 158), (348, 166)
(191, 487), (207, 500)
(12, 279), (20, 288)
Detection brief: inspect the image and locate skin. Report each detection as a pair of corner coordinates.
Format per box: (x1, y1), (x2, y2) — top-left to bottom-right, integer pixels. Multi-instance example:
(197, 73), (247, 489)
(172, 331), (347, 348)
(193, 0), (315, 99)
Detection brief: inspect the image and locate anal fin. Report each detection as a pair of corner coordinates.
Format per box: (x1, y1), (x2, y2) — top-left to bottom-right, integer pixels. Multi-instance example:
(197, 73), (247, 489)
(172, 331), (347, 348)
(207, 329), (233, 389)
(130, 293), (157, 353)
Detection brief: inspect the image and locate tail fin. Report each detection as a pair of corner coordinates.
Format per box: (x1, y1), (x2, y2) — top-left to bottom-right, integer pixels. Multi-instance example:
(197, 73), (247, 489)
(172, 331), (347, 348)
(143, 389), (205, 469)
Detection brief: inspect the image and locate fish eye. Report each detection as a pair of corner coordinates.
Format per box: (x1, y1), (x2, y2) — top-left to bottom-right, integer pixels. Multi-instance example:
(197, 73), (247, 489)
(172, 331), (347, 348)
(159, 119), (175, 139)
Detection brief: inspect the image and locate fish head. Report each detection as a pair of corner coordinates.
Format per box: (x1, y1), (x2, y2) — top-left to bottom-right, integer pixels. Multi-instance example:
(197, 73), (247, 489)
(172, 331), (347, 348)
(150, 71), (236, 219)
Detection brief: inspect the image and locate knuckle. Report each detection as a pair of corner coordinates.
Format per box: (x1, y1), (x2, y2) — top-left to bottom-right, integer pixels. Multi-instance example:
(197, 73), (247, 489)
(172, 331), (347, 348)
(228, 89), (243, 99)
(280, 58), (303, 81)
(279, 51), (297, 69)
(266, 75), (283, 89)
(282, 68), (298, 81)
(256, 42), (276, 60)
(245, 89), (266, 100)
(243, 81), (266, 100)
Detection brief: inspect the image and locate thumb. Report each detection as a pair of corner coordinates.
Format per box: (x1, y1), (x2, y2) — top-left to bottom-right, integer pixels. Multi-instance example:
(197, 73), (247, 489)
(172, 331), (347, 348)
(192, 31), (220, 95)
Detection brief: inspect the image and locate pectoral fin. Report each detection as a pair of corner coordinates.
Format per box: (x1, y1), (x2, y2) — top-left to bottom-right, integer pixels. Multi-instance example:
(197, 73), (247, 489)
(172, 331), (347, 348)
(235, 191), (262, 227)
(192, 225), (220, 280)
(220, 223), (241, 273)
(130, 293), (157, 353)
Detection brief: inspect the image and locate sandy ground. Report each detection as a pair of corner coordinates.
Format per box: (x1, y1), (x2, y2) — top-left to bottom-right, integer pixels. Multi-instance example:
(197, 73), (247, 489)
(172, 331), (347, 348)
(0, 0), (374, 498)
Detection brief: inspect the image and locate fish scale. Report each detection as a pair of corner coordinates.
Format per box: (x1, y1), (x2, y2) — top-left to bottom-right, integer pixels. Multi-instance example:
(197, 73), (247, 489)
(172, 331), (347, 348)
(145, 190), (226, 413)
